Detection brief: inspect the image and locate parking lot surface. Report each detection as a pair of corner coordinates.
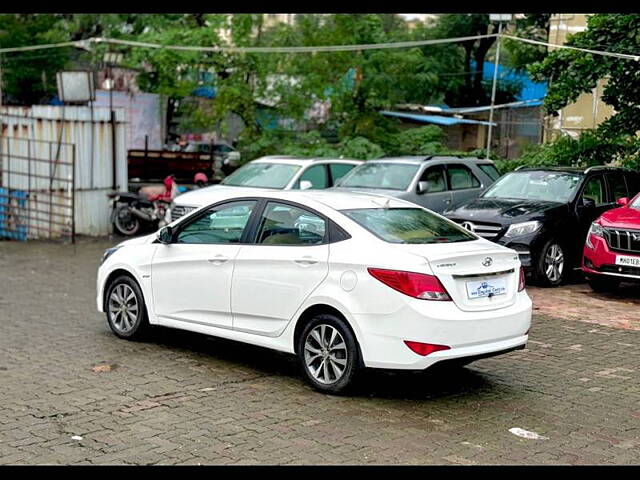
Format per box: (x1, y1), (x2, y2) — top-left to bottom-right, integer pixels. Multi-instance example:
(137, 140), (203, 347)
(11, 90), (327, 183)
(1, 237), (639, 465)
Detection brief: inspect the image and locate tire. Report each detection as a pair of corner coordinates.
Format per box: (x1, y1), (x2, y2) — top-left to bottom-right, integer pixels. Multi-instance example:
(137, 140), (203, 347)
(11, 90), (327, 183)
(297, 314), (361, 395)
(105, 275), (150, 340)
(535, 239), (567, 287)
(113, 205), (141, 236)
(587, 275), (620, 293)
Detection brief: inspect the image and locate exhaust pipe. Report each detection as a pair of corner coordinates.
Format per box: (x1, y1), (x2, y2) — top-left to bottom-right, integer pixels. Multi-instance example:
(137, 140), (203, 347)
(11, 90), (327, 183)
(130, 207), (154, 221)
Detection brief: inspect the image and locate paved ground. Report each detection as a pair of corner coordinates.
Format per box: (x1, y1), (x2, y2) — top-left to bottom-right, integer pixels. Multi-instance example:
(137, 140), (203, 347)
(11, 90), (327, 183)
(1, 237), (639, 465)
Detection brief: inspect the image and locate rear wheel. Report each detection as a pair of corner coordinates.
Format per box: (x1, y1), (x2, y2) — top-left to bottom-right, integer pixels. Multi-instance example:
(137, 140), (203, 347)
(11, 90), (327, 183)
(297, 314), (360, 395)
(105, 275), (150, 340)
(113, 205), (141, 236)
(587, 275), (620, 293)
(535, 239), (566, 287)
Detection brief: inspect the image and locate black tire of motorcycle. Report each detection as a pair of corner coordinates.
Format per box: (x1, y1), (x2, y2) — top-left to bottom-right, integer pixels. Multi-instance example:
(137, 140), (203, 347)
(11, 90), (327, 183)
(114, 206), (141, 236)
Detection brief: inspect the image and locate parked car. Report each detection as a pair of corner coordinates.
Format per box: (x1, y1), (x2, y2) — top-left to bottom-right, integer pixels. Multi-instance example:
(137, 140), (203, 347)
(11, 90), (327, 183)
(331, 156), (501, 213)
(169, 156), (362, 221)
(582, 192), (640, 291)
(97, 190), (531, 394)
(444, 166), (640, 287)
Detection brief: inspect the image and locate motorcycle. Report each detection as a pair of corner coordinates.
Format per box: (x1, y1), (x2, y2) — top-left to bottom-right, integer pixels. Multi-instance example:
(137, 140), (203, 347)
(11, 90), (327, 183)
(108, 175), (178, 236)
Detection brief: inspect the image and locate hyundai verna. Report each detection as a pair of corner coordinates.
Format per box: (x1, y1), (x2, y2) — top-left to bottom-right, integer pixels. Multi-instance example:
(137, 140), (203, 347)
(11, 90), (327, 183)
(582, 192), (640, 292)
(445, 166), (640, 287)
(332, 156), (500, 214)
(97, 190), (531, 394)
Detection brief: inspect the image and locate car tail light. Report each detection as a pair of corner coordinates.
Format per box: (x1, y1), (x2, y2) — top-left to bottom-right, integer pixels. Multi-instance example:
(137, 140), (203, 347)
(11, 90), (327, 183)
(518, 267), (526, 292)
(404, 341), (451, 356)
(367, 268), (451, 301)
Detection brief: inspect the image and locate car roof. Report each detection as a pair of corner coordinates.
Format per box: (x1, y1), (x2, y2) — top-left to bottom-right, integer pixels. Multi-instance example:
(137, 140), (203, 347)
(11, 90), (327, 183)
(251, 156), (362, 165)
(514, 165), (635, 175)
(365, 156), (494, 165)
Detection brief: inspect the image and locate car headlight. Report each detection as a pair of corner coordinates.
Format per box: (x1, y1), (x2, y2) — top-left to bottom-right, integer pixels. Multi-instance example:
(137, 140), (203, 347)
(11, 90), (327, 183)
(585, 222), (604, 249)
(504, 221), (542, 238)
(101, 247), (121, 265)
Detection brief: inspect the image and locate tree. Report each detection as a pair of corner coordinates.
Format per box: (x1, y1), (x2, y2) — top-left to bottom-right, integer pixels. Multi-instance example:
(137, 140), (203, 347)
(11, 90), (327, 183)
(0, 14), (70, 104)
(529, 14), (640, 137)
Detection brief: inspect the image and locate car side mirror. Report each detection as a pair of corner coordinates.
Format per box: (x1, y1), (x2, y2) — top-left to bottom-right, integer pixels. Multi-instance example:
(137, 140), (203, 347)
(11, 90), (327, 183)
(157, 226), (173, 244)
(617, 197), (629, 206)
(582, 197), (596, 209)
(300, 180), (313, 190)
(417, 181), (429, 194)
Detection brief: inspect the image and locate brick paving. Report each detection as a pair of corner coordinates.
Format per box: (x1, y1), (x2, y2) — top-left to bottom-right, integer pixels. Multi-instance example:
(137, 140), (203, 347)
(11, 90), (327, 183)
(1, 237), (639, 465)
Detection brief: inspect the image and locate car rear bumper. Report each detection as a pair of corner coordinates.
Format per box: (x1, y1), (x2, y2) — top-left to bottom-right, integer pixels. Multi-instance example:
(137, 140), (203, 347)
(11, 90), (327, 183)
(354, 292), (532, 370)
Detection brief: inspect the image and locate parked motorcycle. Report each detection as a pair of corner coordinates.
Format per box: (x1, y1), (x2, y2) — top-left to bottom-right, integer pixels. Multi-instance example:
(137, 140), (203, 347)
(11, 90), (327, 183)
(108, 175), (178, 236)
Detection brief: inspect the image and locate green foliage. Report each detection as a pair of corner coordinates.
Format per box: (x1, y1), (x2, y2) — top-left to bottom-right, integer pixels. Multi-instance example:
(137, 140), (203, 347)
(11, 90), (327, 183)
(0, 14), (70, 104)
(387, 125), (445, 156)
(338, 136), (385, 160)
(493, 130), (640, 174)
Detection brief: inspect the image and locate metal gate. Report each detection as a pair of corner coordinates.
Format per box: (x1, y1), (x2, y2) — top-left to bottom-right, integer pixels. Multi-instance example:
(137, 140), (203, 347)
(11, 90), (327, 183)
(0, 136), (75, 242)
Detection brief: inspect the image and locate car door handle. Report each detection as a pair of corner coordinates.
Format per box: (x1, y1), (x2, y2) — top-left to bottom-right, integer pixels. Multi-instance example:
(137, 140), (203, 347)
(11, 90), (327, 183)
(208, 255), (229, 265)
(294, 256), (318, 266)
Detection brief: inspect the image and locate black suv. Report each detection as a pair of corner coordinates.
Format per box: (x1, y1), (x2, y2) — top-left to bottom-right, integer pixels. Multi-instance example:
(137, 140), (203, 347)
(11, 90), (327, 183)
(444, 166), (640, 286)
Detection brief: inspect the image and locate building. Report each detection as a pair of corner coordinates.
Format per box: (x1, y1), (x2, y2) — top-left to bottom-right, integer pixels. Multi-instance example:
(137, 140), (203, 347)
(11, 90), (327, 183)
(544, 14), (614, 141)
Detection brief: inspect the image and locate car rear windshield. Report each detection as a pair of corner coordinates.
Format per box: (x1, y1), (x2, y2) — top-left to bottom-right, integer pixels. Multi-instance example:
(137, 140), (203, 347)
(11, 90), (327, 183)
(221, 163), (301, 189)
(342, 208), (476, 244)
(482, 171), (582, 203)
(336, 163), (419, 191)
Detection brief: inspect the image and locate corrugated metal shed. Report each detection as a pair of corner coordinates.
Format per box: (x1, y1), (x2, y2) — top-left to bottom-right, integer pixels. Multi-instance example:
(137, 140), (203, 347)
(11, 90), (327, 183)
(0, 106), (128, 236)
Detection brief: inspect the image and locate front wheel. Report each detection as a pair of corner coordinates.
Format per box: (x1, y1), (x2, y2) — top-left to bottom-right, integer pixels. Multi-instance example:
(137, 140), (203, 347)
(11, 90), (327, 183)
(297, 314), (360, 395)
(587, 275), (620, 293)
(105, 276), (150, 340)
(535, 239), (566, 287)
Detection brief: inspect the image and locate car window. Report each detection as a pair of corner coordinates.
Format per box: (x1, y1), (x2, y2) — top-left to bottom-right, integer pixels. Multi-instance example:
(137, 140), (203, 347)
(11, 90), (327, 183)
(419, 165), (446, 193)
(255, 202), (326, 245)
(342, 208), (475, 244)
(582, 176), (607, 206)
(483, 171), (583, 203)
(337, 162), (420, 191)
(221, 163), (301, 189)
(329, 163), (356, 185)
(447, 165), (481, 190)
(297, 164), (328, 189)
(478, 164), (501, 181)
(176, 200), (256, 244)
(608, 173), (628, 201)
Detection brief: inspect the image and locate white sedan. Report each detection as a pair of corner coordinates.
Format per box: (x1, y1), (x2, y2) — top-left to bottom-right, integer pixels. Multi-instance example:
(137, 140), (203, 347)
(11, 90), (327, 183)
(97, 190), (532, 394)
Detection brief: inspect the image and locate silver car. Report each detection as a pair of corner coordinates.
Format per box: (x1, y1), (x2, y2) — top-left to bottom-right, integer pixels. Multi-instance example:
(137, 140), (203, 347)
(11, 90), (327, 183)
(332, 156), (501, 213)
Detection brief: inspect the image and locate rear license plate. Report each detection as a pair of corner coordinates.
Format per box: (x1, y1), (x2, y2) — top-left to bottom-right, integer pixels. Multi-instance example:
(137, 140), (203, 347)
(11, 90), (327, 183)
(615, 255), (640, 267)
(466, 278), (507, 299)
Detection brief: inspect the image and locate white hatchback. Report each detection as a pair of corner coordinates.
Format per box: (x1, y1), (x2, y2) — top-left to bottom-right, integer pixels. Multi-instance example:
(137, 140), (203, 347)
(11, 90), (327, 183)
(97, 190), (532, 394)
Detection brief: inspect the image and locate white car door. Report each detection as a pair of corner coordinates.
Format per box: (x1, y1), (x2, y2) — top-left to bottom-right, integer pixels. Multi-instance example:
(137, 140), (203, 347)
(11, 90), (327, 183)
(151, 199), (258, 329)
(231, 201), (329, 336)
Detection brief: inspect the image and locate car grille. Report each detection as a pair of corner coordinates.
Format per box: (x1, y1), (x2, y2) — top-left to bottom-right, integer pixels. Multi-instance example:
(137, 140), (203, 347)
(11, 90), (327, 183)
(171, 205), (196, 222)
(604, 228), (640, 254)
(453, 220), (503, 240)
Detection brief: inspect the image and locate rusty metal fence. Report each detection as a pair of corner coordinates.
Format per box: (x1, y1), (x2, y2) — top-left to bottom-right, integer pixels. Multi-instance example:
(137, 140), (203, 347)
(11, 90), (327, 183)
(0, 136), (75, 242)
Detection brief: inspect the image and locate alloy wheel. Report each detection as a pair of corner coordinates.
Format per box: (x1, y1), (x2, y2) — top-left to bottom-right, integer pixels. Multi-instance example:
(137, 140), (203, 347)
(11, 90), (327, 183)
(544, 243), (564, 283)
(108, 283), (139, 333)
(303, 324), (348, 385)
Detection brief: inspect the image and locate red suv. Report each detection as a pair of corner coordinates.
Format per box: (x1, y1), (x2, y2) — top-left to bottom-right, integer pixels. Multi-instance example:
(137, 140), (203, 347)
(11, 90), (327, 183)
(582, 193), (640, 291)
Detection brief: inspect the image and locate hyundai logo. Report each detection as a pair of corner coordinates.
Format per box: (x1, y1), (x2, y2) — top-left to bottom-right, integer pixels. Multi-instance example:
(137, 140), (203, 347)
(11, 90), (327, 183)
(462, 221), (475, 233)
(482, 257), (493, 267)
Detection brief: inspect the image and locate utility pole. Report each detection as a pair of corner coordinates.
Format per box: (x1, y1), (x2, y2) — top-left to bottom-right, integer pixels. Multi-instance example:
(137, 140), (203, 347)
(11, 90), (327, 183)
(486, 14), (513, 160)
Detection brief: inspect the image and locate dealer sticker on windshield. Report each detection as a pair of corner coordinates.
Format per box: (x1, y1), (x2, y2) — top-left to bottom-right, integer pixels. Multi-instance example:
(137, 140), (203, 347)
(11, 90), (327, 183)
(616, 255), (640, 268)
(466, 278), (507, 299)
